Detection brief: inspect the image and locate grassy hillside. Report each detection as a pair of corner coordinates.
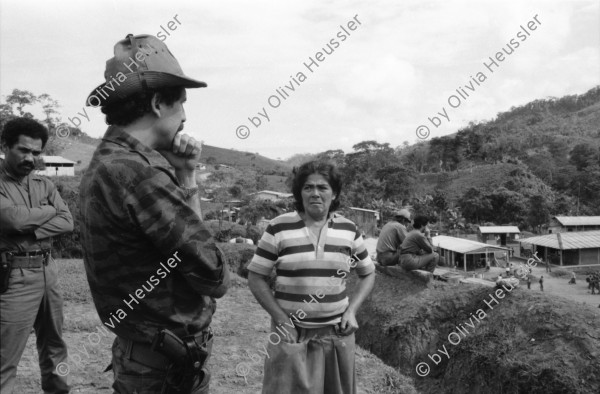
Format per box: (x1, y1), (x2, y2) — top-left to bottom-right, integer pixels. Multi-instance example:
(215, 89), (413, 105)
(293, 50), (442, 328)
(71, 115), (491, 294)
(414, 163), (554, 203)
(202, 144), (292, 175)
(54, 136), (292, 176)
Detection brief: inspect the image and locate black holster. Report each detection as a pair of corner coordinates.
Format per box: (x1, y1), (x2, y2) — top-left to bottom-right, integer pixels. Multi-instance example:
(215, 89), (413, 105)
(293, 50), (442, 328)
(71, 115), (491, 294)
(0, 253), (12, 294)
(151, 328), (212, 393)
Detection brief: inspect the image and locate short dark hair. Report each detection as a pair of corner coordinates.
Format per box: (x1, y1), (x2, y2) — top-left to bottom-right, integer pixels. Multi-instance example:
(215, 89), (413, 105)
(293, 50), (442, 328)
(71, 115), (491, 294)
(1, 117), (49, 148)
(291, 160), (342, 213)
(101, 87), (185, 126)
(412, 215), (430, 229)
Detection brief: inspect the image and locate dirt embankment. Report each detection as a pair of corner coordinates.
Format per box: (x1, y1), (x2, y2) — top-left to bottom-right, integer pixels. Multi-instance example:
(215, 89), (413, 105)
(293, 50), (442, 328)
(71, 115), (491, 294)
(351, 271), (600, 394)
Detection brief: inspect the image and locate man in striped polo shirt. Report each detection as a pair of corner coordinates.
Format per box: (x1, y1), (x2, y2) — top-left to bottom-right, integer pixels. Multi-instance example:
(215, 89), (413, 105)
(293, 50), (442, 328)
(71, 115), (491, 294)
(248, 160), (375, 394)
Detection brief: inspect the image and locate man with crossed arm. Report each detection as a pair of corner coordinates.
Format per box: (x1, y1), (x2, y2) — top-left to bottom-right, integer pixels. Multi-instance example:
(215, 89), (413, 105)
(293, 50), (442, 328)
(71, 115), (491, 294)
(0, 117), (73, 394)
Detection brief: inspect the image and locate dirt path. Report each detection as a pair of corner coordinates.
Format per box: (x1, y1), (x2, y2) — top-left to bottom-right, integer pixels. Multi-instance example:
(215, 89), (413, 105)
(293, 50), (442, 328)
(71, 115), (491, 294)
(364, 237), (600, 315)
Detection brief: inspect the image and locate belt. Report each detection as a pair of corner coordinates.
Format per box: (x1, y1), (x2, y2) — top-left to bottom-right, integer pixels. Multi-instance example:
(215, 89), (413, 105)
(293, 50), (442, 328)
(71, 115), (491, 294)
(1, 251), (49, 268)
(118, 329), (213, 370)
(12, 250), (47, 257)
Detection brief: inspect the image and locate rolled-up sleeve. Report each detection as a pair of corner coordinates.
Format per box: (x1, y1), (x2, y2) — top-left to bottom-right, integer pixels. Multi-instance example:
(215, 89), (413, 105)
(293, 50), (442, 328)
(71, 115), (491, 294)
(33, 181), (74, 240)
(0, 190), (57, 235)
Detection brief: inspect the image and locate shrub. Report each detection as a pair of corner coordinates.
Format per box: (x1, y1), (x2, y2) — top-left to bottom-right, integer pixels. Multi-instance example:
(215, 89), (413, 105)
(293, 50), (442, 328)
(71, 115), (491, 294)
(218, 243), (256, 278)
(246, 225), (263, 244)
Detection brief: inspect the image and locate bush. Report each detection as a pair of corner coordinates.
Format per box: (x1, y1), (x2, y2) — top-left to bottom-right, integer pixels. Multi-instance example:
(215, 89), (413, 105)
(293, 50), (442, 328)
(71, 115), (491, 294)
(54, 175), (82, 258)
(204, 211), (218, 220)
(246, 225), (263, 244)
(218, 243), (256, 278)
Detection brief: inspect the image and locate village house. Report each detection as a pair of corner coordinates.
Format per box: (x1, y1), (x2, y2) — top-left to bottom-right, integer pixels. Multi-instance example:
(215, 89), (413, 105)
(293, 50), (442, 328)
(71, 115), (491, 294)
(0, 154), (75, 177)
(477, 226), (520, 246)
(432, 235), (510, 272)
(519, 230), (600, 266)
(547, 216), (600, 233)
(250, 190), (293, 201)
(344, 207), (379, 237)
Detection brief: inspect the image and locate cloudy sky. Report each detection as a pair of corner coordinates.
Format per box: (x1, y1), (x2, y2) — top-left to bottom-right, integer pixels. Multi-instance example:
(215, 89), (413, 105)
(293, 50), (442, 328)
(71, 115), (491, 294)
(1, 0), (598, 159)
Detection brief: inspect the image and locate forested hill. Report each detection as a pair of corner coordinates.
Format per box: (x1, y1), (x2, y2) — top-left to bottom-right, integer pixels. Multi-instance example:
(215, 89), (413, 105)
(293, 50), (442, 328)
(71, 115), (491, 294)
(400, 85), (600, 218)
(403, 85), (600, 175)
(297, 85), (600, 231)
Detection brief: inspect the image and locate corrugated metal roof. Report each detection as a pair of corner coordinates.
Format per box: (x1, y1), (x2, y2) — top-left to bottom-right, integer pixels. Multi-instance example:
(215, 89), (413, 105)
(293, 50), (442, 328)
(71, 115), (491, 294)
(520, 230), (600, 250)
(479, 226), (520, 234)
(554, 216), (600, 226)
(349, 207), (378, 213)
(42, 156), (76, 164)
(432, 235), (509, 254)
(251, 190), (293, 198)
(0, 154), (75, 164)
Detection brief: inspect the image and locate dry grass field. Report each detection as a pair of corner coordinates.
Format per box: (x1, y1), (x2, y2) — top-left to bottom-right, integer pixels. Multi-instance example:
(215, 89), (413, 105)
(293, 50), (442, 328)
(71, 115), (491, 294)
(14, 259), (414, 394)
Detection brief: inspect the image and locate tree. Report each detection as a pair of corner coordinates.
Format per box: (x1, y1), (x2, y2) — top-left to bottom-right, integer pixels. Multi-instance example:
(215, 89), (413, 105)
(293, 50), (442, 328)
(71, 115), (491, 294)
(205, 156), (217, 165)
(569, 144), (598, 171)
(527, 195), (550, 233)
(432, 190), (448, 227)
(239, 199), (283, 225)
(37, 93), (60, 129)
(458, 188), (492, 224)
(374, 165), (415, 200)
(488, 187), (527, 225)
(256, 175), (268, 191)
(5, 89), (37, 116)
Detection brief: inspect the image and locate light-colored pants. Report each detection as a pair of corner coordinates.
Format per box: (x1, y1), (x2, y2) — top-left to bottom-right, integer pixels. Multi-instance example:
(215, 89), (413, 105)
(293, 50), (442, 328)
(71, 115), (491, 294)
(262, 324), (356, 394)
(0, 257), (70, 394)
(400, 252), (439, 273)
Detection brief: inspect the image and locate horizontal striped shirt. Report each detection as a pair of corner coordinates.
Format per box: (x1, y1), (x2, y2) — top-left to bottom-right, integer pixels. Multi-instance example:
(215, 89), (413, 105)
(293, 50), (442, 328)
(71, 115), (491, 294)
(248, 211), (374, 328)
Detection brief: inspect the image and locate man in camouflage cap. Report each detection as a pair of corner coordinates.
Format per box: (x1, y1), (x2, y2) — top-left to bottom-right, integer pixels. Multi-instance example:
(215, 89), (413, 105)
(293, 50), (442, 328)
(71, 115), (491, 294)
(80, 34), (229, 393)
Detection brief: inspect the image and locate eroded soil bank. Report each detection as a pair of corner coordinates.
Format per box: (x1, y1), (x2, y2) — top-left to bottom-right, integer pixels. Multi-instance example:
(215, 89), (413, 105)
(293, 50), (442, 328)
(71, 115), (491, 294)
(352, 271), (600, 394)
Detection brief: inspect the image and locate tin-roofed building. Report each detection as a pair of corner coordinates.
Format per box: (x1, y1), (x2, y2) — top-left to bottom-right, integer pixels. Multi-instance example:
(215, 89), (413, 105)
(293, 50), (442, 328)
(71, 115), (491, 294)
(250, 190), (293, 201)
(477, 226), (520, 246)
(0, 154), (75, 176)
(345, 207), (379, 237)
(519, 230), (600, 266)
(432, 235), (510, 271)
(548, 216), (600, 233)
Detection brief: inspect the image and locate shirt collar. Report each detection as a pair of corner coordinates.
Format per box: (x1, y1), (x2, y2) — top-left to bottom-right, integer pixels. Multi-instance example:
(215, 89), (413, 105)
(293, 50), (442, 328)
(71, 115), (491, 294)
(102, 125), (155, 154)
(0, 160), (31, 184)
(101, 125), (168, 166)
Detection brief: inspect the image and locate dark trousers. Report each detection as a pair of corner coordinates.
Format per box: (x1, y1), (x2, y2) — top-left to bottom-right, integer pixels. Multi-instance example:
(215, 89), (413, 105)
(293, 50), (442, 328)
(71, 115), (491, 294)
(400, 252), (439, 273)
(376, 250), (400, 266)
(111, 335), (212, 394)
(0, 257), (70, 394)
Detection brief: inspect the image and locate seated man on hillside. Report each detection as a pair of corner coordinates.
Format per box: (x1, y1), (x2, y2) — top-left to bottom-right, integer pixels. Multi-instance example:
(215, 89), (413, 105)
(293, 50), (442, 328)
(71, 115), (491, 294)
(376, 209), (411, 266)
(399, 215), (439, 273)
